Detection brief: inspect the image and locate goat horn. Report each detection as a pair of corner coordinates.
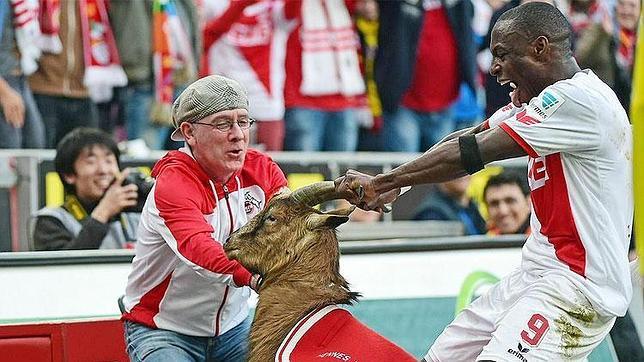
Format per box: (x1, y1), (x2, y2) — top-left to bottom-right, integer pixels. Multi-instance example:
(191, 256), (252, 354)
(290, 181), (353, 206)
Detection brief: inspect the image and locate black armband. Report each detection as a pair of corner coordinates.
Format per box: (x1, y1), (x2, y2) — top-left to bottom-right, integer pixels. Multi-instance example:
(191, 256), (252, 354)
(458, 135), (485, 174)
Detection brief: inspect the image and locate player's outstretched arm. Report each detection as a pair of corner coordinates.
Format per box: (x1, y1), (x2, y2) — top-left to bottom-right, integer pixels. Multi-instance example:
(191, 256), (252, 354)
(337, 127), (526, 211)
(424, 122), (489, 155)
(380, 126), (525, 189)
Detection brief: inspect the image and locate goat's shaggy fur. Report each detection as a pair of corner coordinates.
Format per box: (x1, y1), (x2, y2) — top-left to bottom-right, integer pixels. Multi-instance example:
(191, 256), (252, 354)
(226, 194), (360, 361)
(225, 188), (413, 362)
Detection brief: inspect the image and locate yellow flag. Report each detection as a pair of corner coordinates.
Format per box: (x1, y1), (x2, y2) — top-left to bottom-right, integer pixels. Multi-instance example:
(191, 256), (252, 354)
(631, 16), (644, 277)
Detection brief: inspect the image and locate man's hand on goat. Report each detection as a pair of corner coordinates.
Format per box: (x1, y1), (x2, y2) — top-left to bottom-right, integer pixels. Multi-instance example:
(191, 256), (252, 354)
(335, 169), (400, 213)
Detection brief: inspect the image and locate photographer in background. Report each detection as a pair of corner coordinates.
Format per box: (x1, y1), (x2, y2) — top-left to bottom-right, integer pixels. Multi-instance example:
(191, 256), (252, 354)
(31, 128), (150, 250)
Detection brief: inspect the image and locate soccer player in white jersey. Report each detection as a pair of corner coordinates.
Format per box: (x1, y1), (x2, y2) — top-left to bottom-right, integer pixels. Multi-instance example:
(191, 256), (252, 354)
(336, 2), (634, 361)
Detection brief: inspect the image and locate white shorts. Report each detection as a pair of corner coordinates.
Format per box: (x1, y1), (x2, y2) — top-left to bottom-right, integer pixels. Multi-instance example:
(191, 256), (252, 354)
(426, 269), (615, 362)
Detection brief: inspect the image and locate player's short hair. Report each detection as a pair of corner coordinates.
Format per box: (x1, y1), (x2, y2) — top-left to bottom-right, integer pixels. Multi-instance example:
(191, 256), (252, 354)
(483, 171), (530, 204)
(497, 2), (573, 57)
(55, 127), (121, 194)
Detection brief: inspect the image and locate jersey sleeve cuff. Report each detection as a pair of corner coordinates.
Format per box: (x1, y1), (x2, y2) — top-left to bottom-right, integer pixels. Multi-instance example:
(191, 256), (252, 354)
(232, 263), (253, 287)
(499, 122), (539, 158)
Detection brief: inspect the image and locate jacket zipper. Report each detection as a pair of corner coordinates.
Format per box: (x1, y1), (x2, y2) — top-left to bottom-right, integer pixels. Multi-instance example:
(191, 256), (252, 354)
(223, 185), (234, 235)
(214, 183), (235, 336)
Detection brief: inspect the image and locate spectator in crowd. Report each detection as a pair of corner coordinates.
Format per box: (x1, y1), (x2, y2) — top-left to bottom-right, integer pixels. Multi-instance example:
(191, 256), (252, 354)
(121, 75), (288, 361)
(109, 0), (200, 150)
(281, 0), (366, 152)
(570, 0), (613, 78)
(202, 0), (291, 151)
(31, 128), (142, 250)
(355, 0), (384, 151)
(612, 0), (640, 112)
(483, 171), (531, 235)
(413, 176), (487, 235)
(0, 0), (45, 149)
(376, 0), (477, 152)
(30, 0), (125, 148)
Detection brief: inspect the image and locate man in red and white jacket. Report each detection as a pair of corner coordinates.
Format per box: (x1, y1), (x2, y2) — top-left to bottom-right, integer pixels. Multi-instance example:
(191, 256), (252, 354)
(121, 75), (288, 361)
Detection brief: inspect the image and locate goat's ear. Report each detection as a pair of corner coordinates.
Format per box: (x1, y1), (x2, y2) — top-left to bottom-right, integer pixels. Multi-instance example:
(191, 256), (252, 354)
(305, 213), (350, 230)
(325, 205), (355, 217)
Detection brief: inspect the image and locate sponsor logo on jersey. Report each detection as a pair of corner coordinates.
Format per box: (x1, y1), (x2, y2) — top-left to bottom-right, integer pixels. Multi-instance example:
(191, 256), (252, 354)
(530, 104), (547, 119)
(522, 90), (565, 123)
(527, 89), (565, 122)
(542, 91), (559, 109)
(507, 342), (530, 362)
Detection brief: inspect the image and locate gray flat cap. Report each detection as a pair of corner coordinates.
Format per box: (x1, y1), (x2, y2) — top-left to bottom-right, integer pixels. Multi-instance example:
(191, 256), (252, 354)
(170, 75), (249, 141)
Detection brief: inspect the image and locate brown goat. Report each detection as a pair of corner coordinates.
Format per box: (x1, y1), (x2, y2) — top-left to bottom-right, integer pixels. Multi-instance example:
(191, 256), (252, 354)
(224, 182), (415, 362)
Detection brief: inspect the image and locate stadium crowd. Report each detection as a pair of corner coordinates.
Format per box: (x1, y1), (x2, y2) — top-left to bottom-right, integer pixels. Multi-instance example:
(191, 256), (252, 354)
(0, 0), (640, 153)
(0, 1), (642, 360)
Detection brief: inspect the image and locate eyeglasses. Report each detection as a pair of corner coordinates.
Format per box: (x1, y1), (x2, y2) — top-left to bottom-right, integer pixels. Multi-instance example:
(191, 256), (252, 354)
(191, 117), (255, 132)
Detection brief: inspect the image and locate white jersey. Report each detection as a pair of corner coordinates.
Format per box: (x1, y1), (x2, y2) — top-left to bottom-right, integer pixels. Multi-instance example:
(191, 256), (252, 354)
(489, 70), (633, 317)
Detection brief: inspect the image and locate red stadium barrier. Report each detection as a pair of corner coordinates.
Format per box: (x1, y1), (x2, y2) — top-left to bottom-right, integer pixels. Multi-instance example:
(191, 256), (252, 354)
(0, 318), (127, 362)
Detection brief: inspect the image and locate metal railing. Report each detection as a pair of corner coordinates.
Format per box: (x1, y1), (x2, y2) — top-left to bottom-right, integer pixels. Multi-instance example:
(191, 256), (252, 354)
(0, 234), (527, 266)
(0, 150), (528, 251)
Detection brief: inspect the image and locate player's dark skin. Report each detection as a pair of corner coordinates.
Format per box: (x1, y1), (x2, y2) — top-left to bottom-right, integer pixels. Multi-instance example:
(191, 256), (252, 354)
(336, 18), (581, 214)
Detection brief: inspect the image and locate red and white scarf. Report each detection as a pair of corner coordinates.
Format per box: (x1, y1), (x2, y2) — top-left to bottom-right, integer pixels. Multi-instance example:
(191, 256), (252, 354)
(300, 0), (364, 97)
(78, 0), (127, 102)
(151, 0), (196, 126)
(38, 0), (62, 54)
(616, 27), (636, 71)
(10, 0), (42, 75)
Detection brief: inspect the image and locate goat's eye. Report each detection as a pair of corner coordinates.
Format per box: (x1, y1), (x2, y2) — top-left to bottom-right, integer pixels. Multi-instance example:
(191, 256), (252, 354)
(266, 215), (277, 223)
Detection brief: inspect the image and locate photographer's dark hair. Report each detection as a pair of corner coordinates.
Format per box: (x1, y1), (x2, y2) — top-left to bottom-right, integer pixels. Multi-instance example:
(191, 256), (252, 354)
(55, 128), (120, 194)
(483, 170), (530, 203)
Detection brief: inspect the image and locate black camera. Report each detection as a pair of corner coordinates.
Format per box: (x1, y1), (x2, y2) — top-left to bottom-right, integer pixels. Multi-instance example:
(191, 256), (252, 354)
(122, 169), (155, 213)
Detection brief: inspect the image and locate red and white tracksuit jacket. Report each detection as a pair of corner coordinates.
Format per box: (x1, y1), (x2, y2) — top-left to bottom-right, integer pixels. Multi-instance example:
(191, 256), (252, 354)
(122, 147), (287, 337)
(276, 305), (416, 361)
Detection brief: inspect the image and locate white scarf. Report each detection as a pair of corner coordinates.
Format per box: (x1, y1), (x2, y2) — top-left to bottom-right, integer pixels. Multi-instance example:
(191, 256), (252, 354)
(10, 0), (42, 75)
(300, 0), (364, 97)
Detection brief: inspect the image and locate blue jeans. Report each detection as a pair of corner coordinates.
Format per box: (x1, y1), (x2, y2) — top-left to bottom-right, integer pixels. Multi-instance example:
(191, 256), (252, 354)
(124, 83), (185, 150)
(0, 75), (45, 148)
(124, 318), (251, 362)
(125, 83), (154, 141)
(382, 106), (456, 152)
(34, 94), (99, 148)
(284, 107), (359, 151)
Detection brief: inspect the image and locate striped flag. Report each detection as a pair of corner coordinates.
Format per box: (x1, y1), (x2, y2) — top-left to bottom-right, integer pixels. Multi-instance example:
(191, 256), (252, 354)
(632, 15), (644, 278)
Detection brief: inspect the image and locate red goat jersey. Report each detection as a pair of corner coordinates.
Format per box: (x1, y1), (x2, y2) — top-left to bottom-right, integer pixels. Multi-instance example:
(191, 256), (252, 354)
(276, 305), (416, 361)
